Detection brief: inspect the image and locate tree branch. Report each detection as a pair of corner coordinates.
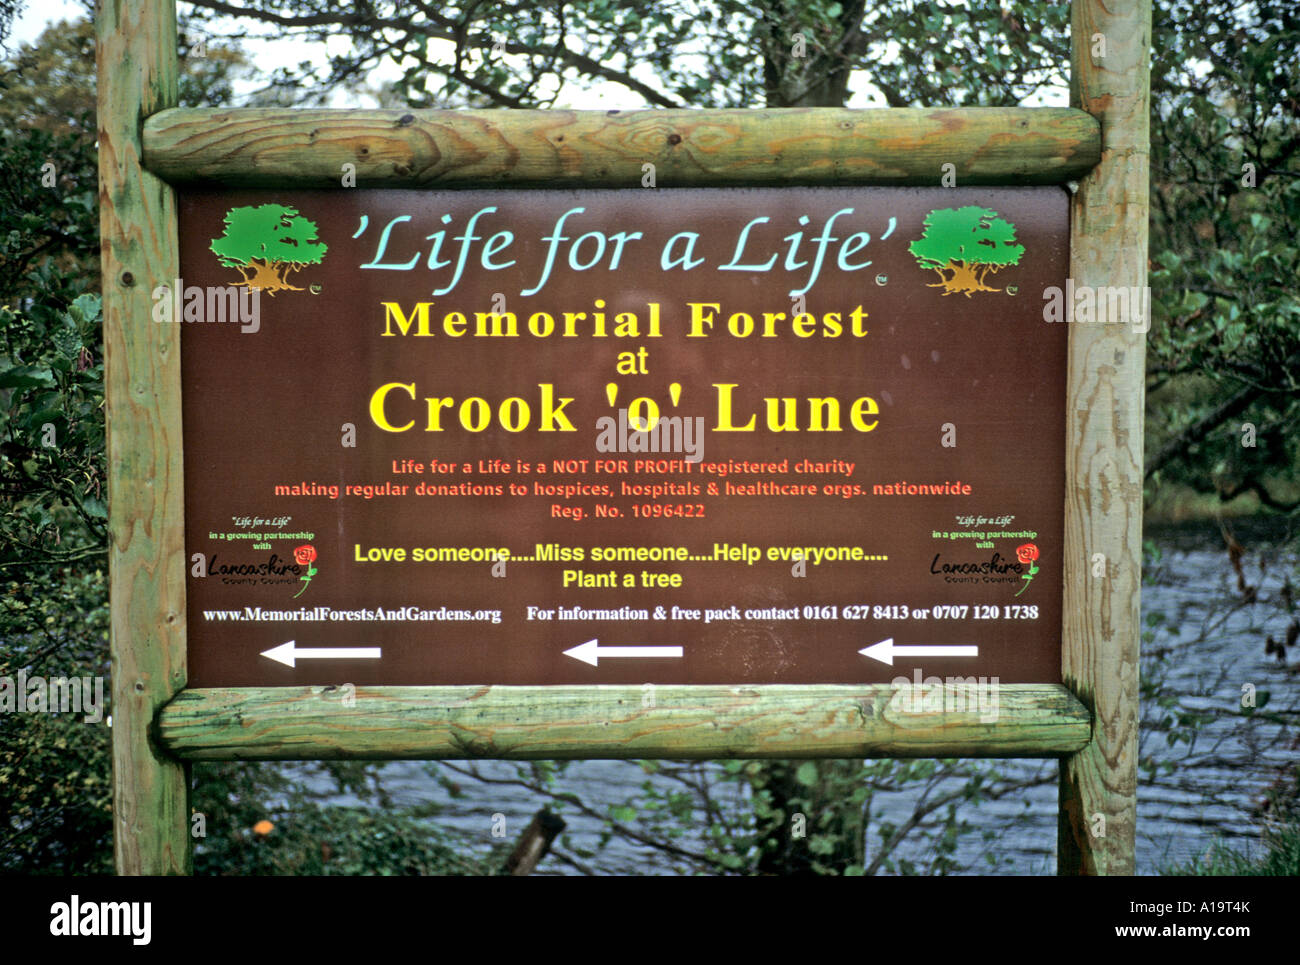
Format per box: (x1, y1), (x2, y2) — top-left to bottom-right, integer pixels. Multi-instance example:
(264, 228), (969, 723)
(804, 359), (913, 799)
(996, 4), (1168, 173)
(184, 0), (689, 108)
(1144, 382), (1266, 480)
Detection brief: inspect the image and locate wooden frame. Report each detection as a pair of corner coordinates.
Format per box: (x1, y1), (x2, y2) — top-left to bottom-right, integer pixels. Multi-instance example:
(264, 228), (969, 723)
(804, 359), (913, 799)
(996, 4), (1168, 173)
(100, 0), (1148, 875)
(98, 0), (190, 876)
(158, 684), (1090, 760)
(1059, 0), (1150, 877)
(142, 106), (1099, 187)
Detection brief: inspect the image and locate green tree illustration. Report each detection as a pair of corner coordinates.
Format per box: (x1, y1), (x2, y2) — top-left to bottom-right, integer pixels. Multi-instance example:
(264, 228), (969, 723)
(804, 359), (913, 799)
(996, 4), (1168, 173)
(209, 204), (327, 295)
(908, 206), (1025, 297)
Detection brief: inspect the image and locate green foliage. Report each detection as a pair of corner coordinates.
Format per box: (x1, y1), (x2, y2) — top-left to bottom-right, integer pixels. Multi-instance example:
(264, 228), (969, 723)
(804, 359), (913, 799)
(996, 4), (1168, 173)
(1167, 766), (1300, 876)
(0, 296), (106, 567)
(0, 2), (21, 46)
(0, 126), (98, 300)
(1171, 828), (1300, 876)
(519, 756), (1032, 875)
(0, 14), (400, 879)
(1143, 1), (1300, 503)
(191, 762), (491, 875)
(0, 16), (113, 873)
(182, 1), (1071, 110)
(0, 568), (112, 874)
(0, 17), (97, 134)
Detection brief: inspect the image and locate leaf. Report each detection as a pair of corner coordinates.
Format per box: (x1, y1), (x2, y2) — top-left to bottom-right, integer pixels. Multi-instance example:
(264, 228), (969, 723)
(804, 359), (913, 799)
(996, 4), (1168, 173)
(25, 409), (63, 432)
(795, 761), (820, 786)
(0, 365), (56, 389)
(808, 834), (837, 855)
(49, 316), (81, 358)
(68, 293), (101, 324)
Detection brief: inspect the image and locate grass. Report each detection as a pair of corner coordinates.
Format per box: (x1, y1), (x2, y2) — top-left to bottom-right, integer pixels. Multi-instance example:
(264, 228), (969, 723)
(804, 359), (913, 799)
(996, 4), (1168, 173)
(1166, 820), (1300, 876)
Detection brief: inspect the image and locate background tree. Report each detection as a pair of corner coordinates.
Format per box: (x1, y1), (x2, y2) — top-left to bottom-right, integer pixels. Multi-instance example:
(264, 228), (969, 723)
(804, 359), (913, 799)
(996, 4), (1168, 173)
(1143, 1), (1300, 514)
(180, 0), (1070, 110)
(0, 0), (19, 46)
(0, 13), (328, 874)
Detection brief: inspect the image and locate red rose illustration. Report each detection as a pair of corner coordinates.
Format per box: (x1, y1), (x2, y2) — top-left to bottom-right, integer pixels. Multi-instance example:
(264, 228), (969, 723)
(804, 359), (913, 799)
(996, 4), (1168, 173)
(1015, 542), (1040, 597)
(293, 544), (318, 598)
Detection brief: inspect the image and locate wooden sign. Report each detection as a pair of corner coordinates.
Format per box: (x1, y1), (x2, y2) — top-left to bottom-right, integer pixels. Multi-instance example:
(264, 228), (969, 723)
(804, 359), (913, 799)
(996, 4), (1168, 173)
(99, 0), (1149, 876)
(176, 187), (1068, 687)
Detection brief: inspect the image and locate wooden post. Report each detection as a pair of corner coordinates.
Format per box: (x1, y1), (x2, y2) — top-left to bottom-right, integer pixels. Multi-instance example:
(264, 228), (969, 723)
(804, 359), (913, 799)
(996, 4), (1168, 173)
(504, 809), (567, 875)
(97, 0), (191, 874)
(1059, 0), (1151, 875)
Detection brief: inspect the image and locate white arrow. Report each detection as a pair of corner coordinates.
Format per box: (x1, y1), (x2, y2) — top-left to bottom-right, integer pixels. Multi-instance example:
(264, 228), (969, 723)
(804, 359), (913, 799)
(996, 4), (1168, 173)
(563, 638), (683, 667)
(260, 640), (382, 668)
(857, 638), (978, 667)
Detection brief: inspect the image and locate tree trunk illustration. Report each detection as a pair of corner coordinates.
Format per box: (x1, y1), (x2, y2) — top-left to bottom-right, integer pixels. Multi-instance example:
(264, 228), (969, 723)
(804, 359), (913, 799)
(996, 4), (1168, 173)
(926, 260), (1001, 297)
(235, 257), (303, 295)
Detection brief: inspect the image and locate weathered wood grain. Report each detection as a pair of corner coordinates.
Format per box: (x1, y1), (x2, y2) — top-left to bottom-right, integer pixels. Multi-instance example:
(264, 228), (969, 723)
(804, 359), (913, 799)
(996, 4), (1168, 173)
(142, 106), (1100, 187)
(1059, 0), (1151, 876)
(156, 684), (1090, 761)
(98, 0), (191, 874)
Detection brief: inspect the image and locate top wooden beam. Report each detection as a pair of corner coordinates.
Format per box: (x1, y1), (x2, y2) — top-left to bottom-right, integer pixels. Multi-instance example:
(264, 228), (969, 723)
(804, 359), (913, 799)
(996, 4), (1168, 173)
(143, 106), (1099, 188)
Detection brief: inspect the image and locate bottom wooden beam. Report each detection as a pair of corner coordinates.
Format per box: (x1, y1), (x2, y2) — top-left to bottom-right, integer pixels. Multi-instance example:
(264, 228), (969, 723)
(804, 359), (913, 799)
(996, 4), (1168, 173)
(156, 684), (1089, 760)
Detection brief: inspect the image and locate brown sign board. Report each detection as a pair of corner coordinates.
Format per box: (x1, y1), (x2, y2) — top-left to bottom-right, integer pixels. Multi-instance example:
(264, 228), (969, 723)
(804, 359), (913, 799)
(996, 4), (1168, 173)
(176, 186), (1067, 687)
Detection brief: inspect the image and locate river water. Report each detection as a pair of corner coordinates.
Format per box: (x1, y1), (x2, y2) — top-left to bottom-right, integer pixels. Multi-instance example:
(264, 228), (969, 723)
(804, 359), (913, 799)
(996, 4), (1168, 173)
(291, 518), (1299, 875)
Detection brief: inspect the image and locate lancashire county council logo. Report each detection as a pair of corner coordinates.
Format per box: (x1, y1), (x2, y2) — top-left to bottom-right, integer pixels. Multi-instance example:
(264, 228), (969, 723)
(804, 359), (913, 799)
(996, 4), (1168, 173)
(909, 206), (1025, 297)
(1014, 542), (1040, 597)
(292, 544), (318, 598)
(210, 204), (327, 296)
